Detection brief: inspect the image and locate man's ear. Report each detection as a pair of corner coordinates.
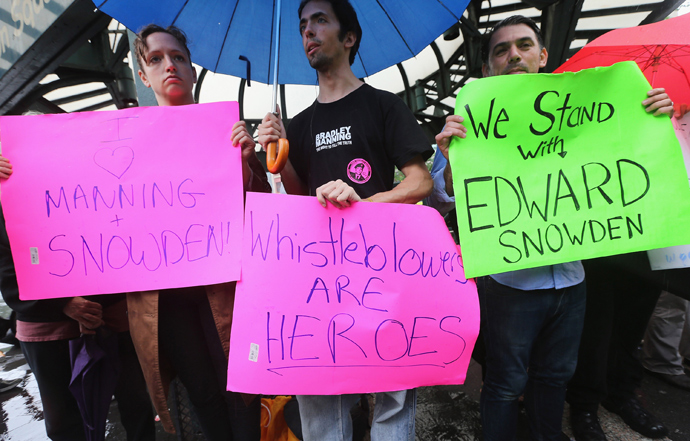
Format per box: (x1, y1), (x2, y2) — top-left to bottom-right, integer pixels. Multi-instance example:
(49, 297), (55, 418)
(481, 63), (489, 78)
(138, 69), (151, 88)
(192, 65), (197, 84)
(539, 47), (548, 69)
(343, 31), (356, 49)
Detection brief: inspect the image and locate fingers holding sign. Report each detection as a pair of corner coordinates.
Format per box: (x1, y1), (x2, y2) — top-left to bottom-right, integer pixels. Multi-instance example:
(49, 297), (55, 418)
(435, 114), (467, 161)
(63, 297), (104, 334)
(316, 179), (362, 209)
(643, 88), (673, 117)
(231, 120), (256, 151)
(0, 155), (13, 179)
(231, 121), (256, 189)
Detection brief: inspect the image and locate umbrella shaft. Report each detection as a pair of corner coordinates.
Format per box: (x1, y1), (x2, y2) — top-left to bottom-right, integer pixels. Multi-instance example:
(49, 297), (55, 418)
(271, 0), (282, 112)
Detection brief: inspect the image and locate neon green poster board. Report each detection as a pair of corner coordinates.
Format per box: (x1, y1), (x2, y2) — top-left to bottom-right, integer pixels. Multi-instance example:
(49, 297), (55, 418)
(449, 61), (690, 278)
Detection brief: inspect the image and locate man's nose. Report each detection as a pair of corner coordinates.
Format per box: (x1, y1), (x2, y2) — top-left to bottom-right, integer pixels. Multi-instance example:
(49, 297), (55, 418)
(508, 45), (521, 62)
(304, 22), (315, 38)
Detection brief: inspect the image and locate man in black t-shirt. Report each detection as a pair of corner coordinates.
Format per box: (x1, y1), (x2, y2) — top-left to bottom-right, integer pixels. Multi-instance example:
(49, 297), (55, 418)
(258, 1), (433, 440)
(284, 81), (432, 199)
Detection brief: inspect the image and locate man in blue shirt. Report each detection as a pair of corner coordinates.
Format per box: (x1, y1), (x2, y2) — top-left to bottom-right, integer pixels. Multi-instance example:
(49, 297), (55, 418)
(434, 15), (672, 441)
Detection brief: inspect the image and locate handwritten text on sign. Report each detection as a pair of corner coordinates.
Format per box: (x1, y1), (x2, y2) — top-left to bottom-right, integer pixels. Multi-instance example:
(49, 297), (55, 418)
(449, 62), (690, 278)
(0, 102), (243, 300)
(227, 193), (479, 395)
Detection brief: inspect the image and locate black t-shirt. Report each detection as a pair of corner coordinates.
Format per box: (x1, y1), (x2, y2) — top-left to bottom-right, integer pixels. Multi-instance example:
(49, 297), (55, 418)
(286, 84), (433, 198)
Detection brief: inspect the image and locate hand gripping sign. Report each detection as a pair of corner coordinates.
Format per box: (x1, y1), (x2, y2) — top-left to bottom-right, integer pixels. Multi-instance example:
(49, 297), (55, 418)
(448, 61), (690, 278)
(227, 193), (479, 395)
(0, 102), (244, 299)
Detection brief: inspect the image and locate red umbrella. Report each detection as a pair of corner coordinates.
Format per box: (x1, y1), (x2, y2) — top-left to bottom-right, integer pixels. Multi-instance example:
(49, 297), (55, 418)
(555, 12), (690, 115)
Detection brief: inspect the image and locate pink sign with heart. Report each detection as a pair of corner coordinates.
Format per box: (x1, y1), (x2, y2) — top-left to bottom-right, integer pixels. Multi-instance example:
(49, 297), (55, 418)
(0, 102), (244, 299)
(93, 146), (135, 179)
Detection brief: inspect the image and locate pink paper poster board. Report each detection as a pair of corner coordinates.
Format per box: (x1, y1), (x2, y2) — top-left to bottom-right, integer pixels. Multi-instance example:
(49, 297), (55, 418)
(228, 192), (479, 395)
(0, 102), (243, 300)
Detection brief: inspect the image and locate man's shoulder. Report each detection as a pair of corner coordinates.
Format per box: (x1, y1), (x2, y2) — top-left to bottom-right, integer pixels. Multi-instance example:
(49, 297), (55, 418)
(348, 84), (414, 122)
(357, 83), (404, 105)
(290, 100), (317, 128)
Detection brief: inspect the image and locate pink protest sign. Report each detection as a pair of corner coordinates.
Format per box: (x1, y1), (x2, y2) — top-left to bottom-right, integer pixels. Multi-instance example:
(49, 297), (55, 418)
(0, 102), (243, 300)
(227, 192), (479, 395)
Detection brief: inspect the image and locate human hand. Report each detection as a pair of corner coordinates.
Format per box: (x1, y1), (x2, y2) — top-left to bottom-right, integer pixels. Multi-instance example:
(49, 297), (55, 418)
(435, 114), (467, 160)
(0, 155), (13, 179)
(79, 322), (97, 335)
(63, 297), (104, 333)
(643, 88), (673, 117)
(316, 179), (362, 208)
(231, 121), (255, 188)
(231, 120), (256, 151)
(257, 106), (286, 149)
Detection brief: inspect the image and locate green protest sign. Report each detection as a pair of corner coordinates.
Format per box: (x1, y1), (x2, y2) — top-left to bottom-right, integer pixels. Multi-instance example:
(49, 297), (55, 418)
(449, 61), (690, 278)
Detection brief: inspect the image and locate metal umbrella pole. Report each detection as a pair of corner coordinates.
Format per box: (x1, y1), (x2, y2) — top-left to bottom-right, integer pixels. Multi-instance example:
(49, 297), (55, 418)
(266, 0), (289, 174)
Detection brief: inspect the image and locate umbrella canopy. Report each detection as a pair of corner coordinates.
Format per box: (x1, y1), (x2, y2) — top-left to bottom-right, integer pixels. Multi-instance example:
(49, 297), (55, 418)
(69, 329), (121, 441)
(554, 12), (690, 111)
(94, 0), (469, 86)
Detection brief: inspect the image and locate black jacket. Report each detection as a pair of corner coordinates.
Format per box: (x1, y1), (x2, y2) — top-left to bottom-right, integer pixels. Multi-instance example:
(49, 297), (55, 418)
(0, 203), (72, 322)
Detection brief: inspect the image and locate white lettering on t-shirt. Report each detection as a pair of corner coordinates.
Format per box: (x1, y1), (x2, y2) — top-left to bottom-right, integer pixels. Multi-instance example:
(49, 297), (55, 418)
(315, 126), (352, 152)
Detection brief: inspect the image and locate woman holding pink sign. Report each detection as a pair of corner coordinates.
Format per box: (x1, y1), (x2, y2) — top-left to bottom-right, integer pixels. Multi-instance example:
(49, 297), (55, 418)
(125, 24), (270, 441)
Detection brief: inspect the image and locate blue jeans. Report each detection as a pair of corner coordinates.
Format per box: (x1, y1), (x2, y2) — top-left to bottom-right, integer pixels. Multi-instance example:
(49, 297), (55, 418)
(478, 277), (586, 441)
(297, 390), (416, 441)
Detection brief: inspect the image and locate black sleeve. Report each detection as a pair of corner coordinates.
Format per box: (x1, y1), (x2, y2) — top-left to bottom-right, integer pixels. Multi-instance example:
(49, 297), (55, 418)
(0, 203), (71, 321)
(381, 92), (434, 169)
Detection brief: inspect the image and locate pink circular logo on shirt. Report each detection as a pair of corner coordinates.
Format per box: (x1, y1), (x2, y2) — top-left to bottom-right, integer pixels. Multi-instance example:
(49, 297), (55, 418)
(347, 159), (372, 184)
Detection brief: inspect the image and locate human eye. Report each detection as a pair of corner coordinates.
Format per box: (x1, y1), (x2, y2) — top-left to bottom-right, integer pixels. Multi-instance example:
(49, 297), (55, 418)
(174, 54), (186, 62)
(148, 55), (161, 64)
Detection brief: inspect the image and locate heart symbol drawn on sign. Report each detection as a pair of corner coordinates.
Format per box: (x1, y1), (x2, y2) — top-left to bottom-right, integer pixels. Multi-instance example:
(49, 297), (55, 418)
(93, 146), (134, 179)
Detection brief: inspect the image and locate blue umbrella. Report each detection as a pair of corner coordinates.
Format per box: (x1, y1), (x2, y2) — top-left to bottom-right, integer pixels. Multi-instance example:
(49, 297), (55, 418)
(94, 0), (469, 172)
(93, 0), (470, 86)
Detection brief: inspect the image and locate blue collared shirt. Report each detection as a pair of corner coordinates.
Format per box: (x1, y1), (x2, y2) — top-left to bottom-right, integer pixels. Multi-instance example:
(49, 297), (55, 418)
(490, 262), (585, 290)
(425, 150), (456, 217)
(426, 150), (585, 291)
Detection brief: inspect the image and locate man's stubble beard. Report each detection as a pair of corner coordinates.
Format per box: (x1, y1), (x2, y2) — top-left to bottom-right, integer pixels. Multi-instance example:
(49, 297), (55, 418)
(309, 52), (335, 71)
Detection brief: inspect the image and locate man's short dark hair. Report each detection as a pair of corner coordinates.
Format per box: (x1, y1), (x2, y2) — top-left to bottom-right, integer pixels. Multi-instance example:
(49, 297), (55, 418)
(481, 15), (544, 64)
(134, 24), (192, 70)
(298, 0), (362, 66)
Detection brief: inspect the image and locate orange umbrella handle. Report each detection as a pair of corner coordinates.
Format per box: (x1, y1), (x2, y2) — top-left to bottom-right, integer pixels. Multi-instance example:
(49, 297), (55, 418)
(266, 138), (289, 174)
